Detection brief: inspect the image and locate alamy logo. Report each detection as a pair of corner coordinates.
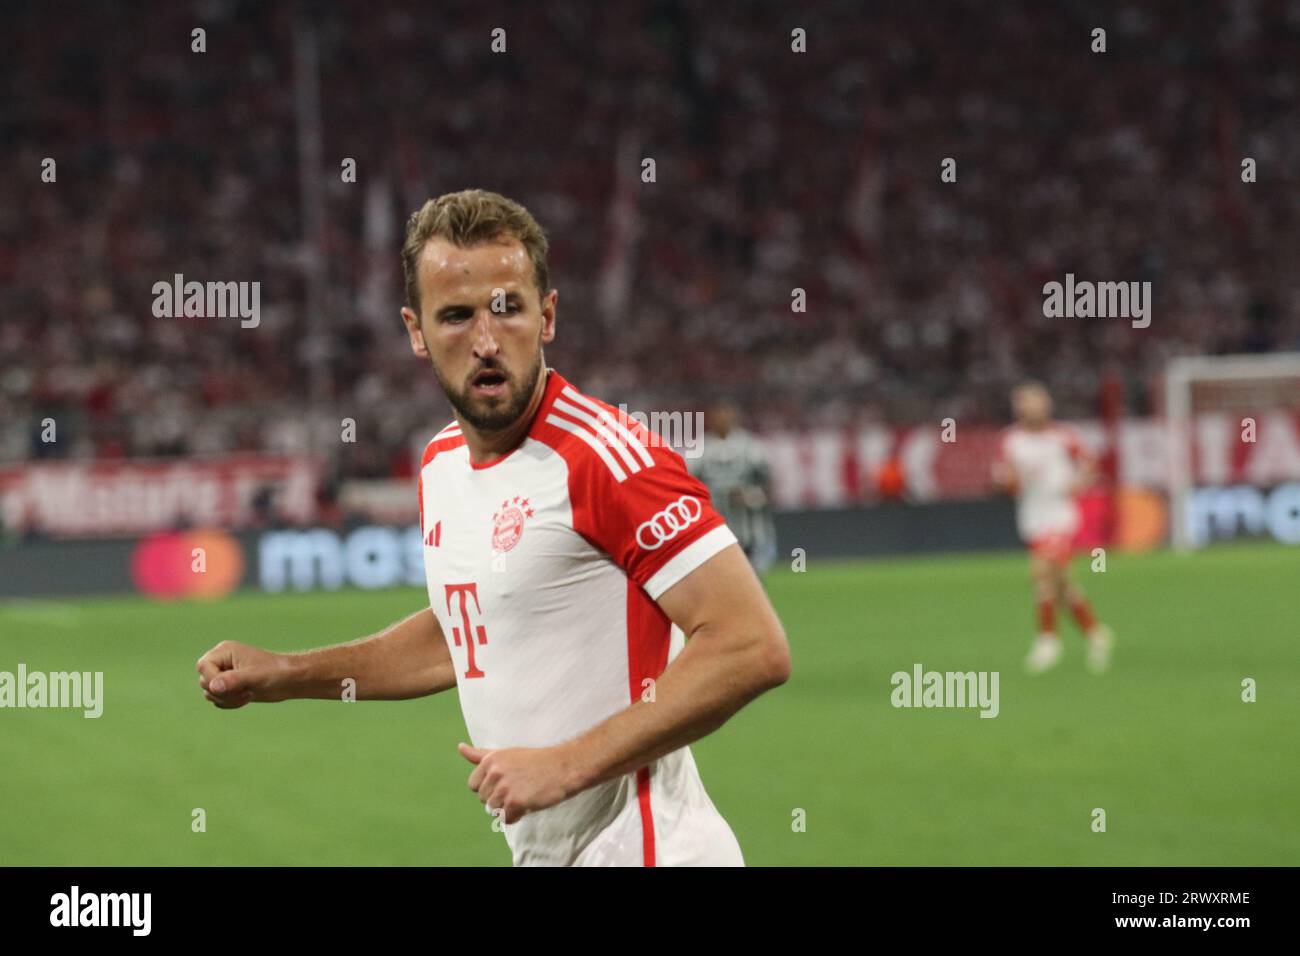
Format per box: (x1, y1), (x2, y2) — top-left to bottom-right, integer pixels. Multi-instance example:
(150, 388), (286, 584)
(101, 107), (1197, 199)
(1042, 273), (1151, 329)
(0, 664), (103, 718)
(151, 273), (261, 328)
(50, 886), (151, 936)
(890, 663), (1000, 718)
(616, 404), (705, 459)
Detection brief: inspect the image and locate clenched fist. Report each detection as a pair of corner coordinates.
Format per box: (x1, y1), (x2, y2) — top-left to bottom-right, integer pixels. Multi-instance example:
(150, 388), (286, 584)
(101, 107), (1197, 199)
(196, 640), (297, 709)
(459, 743), (581, 824)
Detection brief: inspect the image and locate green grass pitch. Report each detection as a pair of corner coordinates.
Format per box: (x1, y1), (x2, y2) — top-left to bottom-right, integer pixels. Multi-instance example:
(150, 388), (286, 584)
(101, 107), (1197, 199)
(2, 542), (1296, 865)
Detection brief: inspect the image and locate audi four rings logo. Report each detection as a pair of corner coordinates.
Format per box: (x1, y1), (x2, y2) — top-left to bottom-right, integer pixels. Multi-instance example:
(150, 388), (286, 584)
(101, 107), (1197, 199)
(636, 496), (703, 550)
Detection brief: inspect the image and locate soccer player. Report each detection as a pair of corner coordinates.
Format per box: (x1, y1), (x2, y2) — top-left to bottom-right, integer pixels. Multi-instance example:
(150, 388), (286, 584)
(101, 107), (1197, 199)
(688, 401), (778, 574)
(196, 189), (791, 866)
(992, 381), (1113, 674)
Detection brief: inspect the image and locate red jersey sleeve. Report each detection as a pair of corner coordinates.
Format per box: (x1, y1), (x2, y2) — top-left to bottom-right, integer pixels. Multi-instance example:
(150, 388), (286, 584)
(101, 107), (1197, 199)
(549, 401), (738, 599)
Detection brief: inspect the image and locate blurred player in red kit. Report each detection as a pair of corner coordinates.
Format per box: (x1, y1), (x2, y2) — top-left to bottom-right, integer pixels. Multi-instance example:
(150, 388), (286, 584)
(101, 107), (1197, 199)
(992, 382), (1114, 674)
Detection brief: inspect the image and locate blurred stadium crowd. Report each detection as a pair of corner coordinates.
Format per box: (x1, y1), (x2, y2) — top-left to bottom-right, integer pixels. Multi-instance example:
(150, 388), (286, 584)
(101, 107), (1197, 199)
(4, 0), (1299, 479)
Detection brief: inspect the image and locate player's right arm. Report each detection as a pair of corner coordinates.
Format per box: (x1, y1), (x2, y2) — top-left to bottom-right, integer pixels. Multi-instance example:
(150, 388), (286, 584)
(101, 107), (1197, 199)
(196, 607), (454, 709)
(991, 460), (1016, 492)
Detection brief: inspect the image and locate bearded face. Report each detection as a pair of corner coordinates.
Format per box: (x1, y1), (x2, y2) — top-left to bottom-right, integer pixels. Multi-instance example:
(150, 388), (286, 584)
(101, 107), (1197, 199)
(433, 348), (544, 433)
(401, 234), (557, 437)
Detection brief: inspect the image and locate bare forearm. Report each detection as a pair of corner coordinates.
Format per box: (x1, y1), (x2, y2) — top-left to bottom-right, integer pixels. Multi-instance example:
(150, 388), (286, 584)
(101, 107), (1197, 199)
(286, 608), (455, 701)
(559, 630), (783, 792)
(450, 547), (791, 825)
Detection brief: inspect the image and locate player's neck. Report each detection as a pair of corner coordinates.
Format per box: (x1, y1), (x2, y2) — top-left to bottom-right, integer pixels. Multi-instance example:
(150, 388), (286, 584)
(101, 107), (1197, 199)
(459, 371), (549, 466)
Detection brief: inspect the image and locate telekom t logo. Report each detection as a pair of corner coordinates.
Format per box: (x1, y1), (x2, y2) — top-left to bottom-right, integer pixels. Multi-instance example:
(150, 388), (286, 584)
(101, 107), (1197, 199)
(445, 582), (488, 678)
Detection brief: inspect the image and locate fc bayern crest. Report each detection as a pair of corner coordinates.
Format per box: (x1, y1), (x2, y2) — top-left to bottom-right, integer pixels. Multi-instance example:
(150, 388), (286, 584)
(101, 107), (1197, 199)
(491, 496), (534, 553)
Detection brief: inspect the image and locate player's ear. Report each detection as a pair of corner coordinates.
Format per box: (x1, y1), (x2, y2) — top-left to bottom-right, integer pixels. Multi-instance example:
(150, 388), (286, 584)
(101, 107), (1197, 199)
(540, 289), (557, 344)
(401, 306), (429, 358)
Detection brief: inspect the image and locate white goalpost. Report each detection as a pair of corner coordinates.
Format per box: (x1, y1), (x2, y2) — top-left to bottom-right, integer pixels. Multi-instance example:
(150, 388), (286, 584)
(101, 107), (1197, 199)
(1165, 352), (1300, 552)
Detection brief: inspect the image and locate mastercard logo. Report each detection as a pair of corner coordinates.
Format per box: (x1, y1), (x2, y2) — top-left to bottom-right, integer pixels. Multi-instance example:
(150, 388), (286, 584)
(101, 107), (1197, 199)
(131, 530), (245, 600)
(1113, 487), (1169, 553)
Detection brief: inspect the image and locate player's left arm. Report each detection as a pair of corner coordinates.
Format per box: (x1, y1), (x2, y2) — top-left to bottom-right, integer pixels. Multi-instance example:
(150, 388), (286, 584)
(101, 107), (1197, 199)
(461, 547), (788, 823)
(1064, 428), (1099, 493)
(460, 424), (790, 823)
(574, 543), (787, 776)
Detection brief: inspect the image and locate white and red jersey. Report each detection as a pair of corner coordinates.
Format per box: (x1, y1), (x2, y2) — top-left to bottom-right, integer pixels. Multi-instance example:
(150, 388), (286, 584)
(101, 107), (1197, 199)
(996, 423), (1087, 543)
(417, 368), (743, 866)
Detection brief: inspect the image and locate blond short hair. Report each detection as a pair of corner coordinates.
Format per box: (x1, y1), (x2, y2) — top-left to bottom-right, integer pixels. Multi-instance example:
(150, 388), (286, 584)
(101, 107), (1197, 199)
(401, 189), (550, 318)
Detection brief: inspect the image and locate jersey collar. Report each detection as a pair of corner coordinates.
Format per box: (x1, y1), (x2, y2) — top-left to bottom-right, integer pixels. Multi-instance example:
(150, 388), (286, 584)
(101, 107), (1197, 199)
(526, 366), (570, 440)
